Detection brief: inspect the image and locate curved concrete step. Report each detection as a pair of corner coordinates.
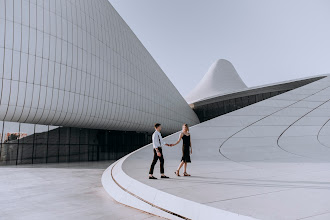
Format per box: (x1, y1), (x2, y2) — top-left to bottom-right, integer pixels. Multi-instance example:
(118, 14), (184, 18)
(102, 145), (255, 220)
(103, 75), (330, 220)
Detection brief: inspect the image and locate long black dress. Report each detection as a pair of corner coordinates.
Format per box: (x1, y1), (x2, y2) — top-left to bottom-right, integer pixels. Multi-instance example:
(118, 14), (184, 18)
(181, 134), (191, 163)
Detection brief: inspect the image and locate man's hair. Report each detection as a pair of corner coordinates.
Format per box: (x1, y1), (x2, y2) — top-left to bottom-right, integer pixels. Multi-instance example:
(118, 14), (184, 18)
(154, 123), (161, 129)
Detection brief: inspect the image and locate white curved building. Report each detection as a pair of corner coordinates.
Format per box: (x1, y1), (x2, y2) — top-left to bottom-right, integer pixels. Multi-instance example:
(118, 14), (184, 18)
(103, 74), (330, 220)
(0, 0), (199, 134)
(186, 59), (247, 104)
(0, 0), (199, 165)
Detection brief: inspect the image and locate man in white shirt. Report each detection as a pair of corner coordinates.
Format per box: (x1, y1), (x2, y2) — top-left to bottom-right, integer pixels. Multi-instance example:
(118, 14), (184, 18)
(149, 123), (171, 179)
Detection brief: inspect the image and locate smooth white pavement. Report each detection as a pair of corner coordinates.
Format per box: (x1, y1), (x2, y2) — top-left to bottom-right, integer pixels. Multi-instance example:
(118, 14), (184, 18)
(103, 75), (330, 220)
(0, 161), (160, 220)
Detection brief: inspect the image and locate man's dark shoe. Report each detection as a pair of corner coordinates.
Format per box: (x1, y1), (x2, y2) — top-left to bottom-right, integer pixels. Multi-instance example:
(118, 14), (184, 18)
(161, 175), (169, 179)
(149, 176), (157, 179)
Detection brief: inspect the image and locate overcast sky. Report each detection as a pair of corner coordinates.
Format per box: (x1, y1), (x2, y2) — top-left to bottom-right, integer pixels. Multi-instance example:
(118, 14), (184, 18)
(109, 0), (330, 97)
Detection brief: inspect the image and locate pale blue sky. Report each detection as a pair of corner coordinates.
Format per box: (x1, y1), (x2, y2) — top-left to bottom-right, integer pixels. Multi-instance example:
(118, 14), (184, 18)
(109, 0), (330, 97)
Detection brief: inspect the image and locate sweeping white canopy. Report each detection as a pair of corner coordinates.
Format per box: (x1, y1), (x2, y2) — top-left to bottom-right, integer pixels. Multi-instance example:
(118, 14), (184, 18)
(186, 59), (247, 104)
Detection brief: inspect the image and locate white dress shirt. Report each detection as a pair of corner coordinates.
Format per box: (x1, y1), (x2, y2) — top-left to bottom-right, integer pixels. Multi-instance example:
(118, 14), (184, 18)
(152, 130), (166, 149)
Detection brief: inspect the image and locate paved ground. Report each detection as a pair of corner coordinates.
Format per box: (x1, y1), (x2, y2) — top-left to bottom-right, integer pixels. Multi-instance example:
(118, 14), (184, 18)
(123, 76), (330, 220)
(0, 161), (160, 220)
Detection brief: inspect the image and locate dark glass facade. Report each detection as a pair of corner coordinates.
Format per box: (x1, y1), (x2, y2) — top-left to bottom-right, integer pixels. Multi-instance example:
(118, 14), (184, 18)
(193, 91), (289, 122)
(0, 121), (151, 166)
(191, 76), (325, 123)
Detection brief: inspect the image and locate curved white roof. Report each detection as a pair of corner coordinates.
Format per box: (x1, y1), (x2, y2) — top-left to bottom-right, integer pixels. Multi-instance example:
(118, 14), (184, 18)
(105, 75), (330, 220)
(186, 59), (247, 104)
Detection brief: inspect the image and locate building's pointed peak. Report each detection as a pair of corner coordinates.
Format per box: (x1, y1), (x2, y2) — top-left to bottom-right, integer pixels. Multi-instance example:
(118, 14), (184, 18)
(186, 59), (247, 104)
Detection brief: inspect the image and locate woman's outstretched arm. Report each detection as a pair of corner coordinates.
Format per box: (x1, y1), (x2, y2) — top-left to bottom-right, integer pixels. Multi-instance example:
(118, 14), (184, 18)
(172, 133), (183, 146)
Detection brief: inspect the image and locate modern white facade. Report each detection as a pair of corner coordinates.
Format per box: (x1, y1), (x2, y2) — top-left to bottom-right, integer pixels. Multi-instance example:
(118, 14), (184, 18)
(186, 59), (247, 104)
(0, 0), (199, 134)
(104, 74), (330, 220)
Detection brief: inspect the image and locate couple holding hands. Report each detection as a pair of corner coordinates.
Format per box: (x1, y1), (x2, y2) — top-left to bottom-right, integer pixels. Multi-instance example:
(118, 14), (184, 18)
(149, 123), (192, 179)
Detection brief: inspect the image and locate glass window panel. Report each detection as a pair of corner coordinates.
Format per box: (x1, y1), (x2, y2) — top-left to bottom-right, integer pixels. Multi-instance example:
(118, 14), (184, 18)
(256, 94), (263, 102)
(58, 145), (69, 162)
(70, 128), (80, 145)
(69, 145), (79, 162)
(34, 124), (48, 145)
(46, 144), (59, 163)
(33, 144), (47, 164)
(88, 129), (98, 145)
(59, 127), (70, 145)
(19, 123), (35, 144)
(79, 144), (88, 161)
(2, 121), (20, 164)
(34, 124), (49, 164)
(249, 95), (256, 105)
(79, 129), (88, 145)
(242, 96), (249, 107)
(264, 93), (271, 99)
(48, 126), (60, 145)
(88, 144), (98, 161)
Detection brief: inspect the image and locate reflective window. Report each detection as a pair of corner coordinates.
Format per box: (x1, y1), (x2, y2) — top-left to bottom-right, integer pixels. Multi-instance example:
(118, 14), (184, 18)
(1, 121), (20, 165)
(0, 121), (150, 166)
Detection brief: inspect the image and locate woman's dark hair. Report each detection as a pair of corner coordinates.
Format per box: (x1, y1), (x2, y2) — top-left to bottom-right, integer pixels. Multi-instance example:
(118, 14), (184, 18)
(154, 123), (161, 129)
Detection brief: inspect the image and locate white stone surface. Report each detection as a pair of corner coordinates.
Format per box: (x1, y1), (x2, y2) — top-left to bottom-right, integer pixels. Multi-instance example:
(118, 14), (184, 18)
(102, 146), (255, 220)
(0, 0), (199, 133)
(186, 59), (247, 104)
(0, 161), (160, 220)
(103, 75), (330, 220)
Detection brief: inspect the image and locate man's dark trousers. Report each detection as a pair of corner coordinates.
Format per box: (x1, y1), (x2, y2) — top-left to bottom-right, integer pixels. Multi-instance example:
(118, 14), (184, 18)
(149, 147), (164, 174)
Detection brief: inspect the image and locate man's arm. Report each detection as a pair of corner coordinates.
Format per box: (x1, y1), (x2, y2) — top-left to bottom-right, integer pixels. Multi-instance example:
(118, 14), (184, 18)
(155, 133), (162, 156)
(159, 133), (168, 147)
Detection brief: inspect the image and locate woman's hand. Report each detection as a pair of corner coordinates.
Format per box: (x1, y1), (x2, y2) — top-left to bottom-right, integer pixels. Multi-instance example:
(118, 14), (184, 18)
(190, 149), (192, 155)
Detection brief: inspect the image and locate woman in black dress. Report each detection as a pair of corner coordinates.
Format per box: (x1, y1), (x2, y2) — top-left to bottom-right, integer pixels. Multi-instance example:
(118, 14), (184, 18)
(172, 124), (192, 176)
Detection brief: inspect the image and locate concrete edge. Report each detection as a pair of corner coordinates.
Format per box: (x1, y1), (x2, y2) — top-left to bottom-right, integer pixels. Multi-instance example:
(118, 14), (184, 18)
(101, 146), (257, 220)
